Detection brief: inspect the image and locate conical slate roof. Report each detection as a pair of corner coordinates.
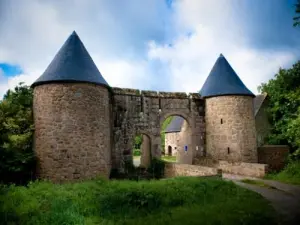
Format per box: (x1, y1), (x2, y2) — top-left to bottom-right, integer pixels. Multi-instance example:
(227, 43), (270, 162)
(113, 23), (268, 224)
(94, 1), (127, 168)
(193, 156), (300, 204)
(165, 116), (184, 133)
(32, 31), (109, 88)
(200, 54), (254, 98)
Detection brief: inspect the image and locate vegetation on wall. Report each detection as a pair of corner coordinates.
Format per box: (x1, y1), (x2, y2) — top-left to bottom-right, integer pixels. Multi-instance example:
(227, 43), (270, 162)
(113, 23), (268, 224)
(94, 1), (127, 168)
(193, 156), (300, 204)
(258, 60), (300, 160)
(0, 83), (35, 184)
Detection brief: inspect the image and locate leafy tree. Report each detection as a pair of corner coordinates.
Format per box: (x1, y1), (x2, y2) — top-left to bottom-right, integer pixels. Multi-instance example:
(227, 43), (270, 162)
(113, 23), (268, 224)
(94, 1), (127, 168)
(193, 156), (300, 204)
(134, 134), (142, 149)
(0, 83), (36, 184)
(258, 61), (300, 159)
(293, 0), (300, 27)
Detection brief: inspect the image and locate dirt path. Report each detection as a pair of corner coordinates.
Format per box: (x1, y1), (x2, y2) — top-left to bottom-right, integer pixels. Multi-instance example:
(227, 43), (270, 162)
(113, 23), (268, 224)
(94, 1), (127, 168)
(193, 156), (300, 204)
(223, 173), (300, 225)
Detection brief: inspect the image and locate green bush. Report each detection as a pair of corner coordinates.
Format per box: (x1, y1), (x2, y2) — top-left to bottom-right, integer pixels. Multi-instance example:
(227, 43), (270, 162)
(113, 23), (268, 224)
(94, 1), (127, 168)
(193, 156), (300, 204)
(0, 177), (278, 225)
(147, 158), (165, 179)
(266, 160), (300, 185)
(0, 83), (36, 185)
(133, 149), (141, 156)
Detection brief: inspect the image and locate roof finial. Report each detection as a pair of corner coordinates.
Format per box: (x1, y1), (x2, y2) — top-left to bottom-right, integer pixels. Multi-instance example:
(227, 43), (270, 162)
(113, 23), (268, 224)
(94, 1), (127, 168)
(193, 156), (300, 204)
(219, 53), (224, 57)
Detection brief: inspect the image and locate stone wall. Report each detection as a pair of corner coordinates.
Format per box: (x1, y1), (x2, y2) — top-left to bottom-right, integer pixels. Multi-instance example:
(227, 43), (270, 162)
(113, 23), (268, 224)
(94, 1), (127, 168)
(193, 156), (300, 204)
(255, 99), (271, 147)
(258, 145), (289, 172)
(165, 132), (179, 156)
(112, 88), (205, 171)
(164, 163), (221, 178)
(218, 160), (268, 178)
(33, 83), (112, 182)
(205, 96), (257, 163)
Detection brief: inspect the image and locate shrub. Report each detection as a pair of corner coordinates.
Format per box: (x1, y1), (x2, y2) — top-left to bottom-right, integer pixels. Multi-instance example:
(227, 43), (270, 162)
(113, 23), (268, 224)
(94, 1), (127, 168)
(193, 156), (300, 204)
(0, 83), (36, 185)
(133, 149), (141, 156)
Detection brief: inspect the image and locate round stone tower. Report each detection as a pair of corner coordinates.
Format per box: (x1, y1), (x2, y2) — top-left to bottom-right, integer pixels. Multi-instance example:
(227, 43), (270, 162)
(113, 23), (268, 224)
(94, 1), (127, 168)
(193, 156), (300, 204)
(31, 31), (112, 182)
(200, 54), (257, 163)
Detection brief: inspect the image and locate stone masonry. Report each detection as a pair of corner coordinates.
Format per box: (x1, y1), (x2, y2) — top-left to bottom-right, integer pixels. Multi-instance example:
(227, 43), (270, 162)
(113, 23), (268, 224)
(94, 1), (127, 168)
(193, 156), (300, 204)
(205, 96), (257, 163)
(31, 31), (286, 182)
(165, 132), (179, 156)
(33, 83), (112, 182)
(111, 88), (205, 172)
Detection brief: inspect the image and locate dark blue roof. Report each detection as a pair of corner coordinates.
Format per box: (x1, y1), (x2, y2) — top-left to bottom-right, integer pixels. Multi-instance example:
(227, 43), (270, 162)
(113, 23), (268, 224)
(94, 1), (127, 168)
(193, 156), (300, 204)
(32, 31), (109, 88)
(165, 116), (184, 133)
(200, 54), (254, 98)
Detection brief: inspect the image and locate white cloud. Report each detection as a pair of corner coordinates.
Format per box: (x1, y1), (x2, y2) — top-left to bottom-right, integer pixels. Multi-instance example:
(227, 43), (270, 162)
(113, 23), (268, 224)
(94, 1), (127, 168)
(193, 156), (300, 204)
(148, 0), (297, 94)
(0, 0), (298, 98)
(0, 0), (168, 96)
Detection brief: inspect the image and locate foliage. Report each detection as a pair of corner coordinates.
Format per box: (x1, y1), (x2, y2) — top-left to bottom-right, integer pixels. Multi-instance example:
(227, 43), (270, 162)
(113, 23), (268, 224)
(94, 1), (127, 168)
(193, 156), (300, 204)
(258, 61), (300, 155)
(133, 149), (141, 156)
(293, 0), (300, 27)
(146, 158), (166, 179)
(160, 116), (173, 154)
(265, 161), (300, 185)
(0, 83), (36, 184)
(161, 155), (177, 162)
(0, 177), (278, 225)
(134, 135), (142, 149)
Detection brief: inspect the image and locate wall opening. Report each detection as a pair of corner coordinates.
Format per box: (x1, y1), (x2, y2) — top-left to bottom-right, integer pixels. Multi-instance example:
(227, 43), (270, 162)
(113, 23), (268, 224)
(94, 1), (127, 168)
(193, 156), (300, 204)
(168, 146), (172, 156)
(132, 134), (151, 168)
(161, 115), (192, 163)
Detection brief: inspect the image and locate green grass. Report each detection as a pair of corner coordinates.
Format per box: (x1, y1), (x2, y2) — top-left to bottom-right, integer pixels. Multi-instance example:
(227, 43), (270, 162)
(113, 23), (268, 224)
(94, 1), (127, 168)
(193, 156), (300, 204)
(265, 161), (300, 185)
(0, 177), (278, 225)
(161, 155), (177, 162)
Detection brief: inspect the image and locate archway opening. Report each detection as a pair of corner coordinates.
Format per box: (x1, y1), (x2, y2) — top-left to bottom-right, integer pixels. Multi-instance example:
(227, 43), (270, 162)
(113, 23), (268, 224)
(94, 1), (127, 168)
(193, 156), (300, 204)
(132, 134), (151, 168)
(161, 115), (192, 163)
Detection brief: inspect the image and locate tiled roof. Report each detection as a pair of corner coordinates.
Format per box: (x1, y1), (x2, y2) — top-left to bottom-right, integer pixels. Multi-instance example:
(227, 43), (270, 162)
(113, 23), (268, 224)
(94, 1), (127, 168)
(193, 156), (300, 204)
(32, 31), (109, 88)
(165, 116), (184, 133)
(200, 54), (255, 98)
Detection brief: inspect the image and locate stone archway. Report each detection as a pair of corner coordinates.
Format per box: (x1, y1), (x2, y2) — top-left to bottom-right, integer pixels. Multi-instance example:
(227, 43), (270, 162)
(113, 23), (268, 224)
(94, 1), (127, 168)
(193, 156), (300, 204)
(160, 112), (193, 164)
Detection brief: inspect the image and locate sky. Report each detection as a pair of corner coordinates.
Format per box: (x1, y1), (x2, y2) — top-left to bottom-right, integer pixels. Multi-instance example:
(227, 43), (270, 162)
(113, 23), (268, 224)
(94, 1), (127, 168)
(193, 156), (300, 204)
(0, 0), (300, 98)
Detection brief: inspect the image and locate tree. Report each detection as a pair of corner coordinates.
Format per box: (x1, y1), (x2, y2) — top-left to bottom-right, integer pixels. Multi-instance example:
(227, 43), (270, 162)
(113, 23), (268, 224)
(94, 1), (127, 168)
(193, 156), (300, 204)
(258, 61), (300, 159)
(293, 0), (300, 27)
(0, 83), (36, 184)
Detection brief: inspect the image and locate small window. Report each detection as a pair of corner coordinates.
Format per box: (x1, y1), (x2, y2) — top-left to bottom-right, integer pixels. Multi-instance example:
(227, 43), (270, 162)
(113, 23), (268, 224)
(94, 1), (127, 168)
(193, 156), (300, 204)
(221, 118), (223, 124)
(227, 147), (230, 154)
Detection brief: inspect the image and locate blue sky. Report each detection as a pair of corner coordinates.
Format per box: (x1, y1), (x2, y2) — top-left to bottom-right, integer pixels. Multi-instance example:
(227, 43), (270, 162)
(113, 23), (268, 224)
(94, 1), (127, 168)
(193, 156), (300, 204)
(0, 0), (299, 98)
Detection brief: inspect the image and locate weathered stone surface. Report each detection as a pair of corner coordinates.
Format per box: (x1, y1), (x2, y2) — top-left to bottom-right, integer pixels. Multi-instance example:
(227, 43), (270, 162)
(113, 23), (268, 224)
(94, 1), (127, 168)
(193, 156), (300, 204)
(33, 83), (111, 182)
(205, 96), (257, 163)
(258, 145), (289, 172)
(32, 83), (284, 182)
(164, 163), (221, 178)
(111, 87), (205, 171)
(218, 160), (268, 178)
(165, 132), (179, 156)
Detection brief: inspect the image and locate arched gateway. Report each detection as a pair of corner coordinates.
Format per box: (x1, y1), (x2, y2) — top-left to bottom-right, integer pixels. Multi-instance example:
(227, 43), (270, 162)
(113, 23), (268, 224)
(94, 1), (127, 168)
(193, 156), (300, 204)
(31, 31), (262, 182)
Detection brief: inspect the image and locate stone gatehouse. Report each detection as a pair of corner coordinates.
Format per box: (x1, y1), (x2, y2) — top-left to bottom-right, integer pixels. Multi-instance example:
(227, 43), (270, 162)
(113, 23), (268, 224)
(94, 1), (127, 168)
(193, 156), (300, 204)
(31, 31), (279, 182)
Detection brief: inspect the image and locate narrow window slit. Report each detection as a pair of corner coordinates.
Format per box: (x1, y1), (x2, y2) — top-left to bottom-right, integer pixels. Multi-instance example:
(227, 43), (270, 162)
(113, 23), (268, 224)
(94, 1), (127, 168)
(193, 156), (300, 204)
(221, 118), (223, 124)
(227, 147), (230, 154)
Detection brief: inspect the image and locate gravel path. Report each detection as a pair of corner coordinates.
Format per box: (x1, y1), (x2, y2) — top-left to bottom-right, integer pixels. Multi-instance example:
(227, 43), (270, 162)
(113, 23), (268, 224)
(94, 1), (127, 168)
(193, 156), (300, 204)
(223, 173), (300, 225)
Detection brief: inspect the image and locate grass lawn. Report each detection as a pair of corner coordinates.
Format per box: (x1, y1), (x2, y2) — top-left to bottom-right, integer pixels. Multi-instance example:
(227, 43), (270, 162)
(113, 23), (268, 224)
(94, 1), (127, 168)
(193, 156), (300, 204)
(0, 177), (278, 225)
(264, 161), (300, 185)
(161, 155), (177, 162)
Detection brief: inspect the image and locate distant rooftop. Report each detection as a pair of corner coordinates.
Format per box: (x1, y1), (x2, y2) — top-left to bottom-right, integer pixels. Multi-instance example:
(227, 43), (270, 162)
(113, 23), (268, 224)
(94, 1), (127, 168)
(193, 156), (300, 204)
(32, 31), (109, 88)
(253, 93), (268, 116)
(200, 54), (254, 98)
(165, 116), (184, 133)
